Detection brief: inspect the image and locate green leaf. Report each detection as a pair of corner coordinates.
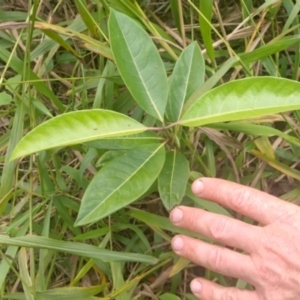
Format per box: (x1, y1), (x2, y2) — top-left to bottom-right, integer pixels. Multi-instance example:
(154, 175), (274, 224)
(251, 150), (300, 181)
(158, 152), (190, 211)
(209, 122), (300, 147)
(0, 91), (12, 106)
(166, 42), (205, 122)
(0, 47), (65, 112)
(129, 210), (210, 242)
(108, 9), (168, 122)
(199, 0), (215, 63)
(239, 35), (300, 65)
(185, 184), (232, 217)
(18, 248), (35, 300)
(41, 29), (82, 60)
(11, 109), (146, 160)
(29, 17), (112, 61)
(108, 0), (142, 19)
(75, 0), (98, 37)
(36, 286), (105, 300)
(184, 57), (239, 111)
(75, 143), (166, 226)
(32, 98), (53, 117)
(0, 225), (28, 290)
(159, 293), (181, 300)
(0, 235), (157, 264)
(85, 131), (163, 150)
(170, 0), (182, 33)
(180, 77), (300, 127)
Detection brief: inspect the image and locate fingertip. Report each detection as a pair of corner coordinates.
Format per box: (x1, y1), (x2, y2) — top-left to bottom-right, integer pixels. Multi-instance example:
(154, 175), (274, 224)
(192, 179), (204, 195)
(171, 235), (184, 252)
(190, 278), (257, 300)
(191, 279), (202, 293)
(170, 207), (183, 223)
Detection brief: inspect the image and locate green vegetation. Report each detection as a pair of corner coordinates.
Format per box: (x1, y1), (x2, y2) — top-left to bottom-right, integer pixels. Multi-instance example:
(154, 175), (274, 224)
(1, 0), (300, 299)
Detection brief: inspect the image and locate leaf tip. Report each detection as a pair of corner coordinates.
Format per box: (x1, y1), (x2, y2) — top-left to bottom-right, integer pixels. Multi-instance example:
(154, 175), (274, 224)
(74, 218), (85, 227)
(9, 150), (20, 162)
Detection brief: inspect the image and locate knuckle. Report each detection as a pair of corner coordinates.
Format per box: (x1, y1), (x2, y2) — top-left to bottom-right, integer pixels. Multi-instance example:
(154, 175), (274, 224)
(209, 287), (238, 300)
(207, 247), (224, 272)
(188, 210), (201, 229)
(256, 260), (281, 284)
(209, 217), (228, 241)
(231, 187), (252, 211)
(221, 288), (239, 300)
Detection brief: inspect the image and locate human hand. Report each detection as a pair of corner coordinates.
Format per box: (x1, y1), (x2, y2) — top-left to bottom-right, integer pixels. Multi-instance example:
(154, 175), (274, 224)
(170, 178), (300, 300)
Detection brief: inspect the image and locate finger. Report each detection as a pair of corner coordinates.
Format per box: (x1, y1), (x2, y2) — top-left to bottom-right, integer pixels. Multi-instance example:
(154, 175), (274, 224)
(190, 278), (259, 300)
(170, 206), (261, 253)
(171, 235), (256, 284)
(192, 178), (298, 225)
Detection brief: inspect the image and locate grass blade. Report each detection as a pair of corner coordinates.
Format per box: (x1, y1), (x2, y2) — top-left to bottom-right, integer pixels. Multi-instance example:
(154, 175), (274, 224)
(36, 286), (105, 300)
(0, 235), (157, 264)
(18, 248), (35, 300)
(199, 0), (215, 63)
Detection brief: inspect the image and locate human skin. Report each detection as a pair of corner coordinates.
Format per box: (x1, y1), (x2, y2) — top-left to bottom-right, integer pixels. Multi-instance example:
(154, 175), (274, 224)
(169, 178), (300, 300)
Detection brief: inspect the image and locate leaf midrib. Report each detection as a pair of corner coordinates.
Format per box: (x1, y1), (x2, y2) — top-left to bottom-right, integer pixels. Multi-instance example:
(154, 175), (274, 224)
(181, 103), (300, 124)
(168, 152), (176, 208)
(11, 128), (145, 159)
(174, 48), (194, 121)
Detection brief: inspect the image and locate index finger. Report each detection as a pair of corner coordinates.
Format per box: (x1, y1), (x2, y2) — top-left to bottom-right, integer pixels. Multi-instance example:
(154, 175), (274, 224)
(192, 178), (297, 225)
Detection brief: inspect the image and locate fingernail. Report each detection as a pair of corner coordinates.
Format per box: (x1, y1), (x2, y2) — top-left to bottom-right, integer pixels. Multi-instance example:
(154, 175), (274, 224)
(191, 279), (202, 293)
(170, 208), (183, 223)
(192, 179), (204, 195)
(172, 236), (184, 251)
